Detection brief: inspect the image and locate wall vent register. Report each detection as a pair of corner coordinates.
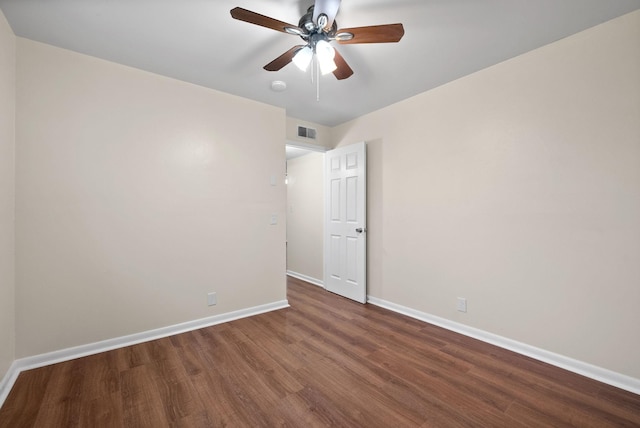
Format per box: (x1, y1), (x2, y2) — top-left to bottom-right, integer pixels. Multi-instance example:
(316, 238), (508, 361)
(297, 125), (317, 140)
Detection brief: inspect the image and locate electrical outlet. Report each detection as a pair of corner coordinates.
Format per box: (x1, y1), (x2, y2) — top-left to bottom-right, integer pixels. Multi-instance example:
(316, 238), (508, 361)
(457, 297), (467, 313)
(207, 292), (217, 306)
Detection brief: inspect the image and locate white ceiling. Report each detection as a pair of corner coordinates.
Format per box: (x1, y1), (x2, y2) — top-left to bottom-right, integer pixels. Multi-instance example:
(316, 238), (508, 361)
(1, 0), (639, 126)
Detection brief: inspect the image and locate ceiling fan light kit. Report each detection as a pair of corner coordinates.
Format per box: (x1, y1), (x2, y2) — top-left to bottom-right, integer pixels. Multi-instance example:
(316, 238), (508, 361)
(230, 1), (404, 81)
(292, 45), (313, 71)
(315, 40), (337, 74)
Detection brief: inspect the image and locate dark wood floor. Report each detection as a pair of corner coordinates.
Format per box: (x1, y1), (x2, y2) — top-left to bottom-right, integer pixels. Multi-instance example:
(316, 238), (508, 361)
(1, 277), (639, 427)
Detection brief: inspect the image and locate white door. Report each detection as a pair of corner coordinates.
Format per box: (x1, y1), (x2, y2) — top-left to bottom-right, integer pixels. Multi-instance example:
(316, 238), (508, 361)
(324, 142), (367, 303)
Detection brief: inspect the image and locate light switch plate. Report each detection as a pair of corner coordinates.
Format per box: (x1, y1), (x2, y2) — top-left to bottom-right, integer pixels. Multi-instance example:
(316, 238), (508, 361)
(207, 292), (217, 306)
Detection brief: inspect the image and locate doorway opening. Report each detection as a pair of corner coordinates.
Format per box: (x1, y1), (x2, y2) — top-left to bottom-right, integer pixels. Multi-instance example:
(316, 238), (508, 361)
(285, 143), (326, 288)
(285, 141), (368, 303)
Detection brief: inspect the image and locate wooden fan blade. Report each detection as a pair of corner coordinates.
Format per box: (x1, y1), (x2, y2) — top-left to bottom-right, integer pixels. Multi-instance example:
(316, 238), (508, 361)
(264, 45), (305, 71)
(230, 7), (302, 34)
(332, 49), (354, 80)
(337, 23), (404, 44)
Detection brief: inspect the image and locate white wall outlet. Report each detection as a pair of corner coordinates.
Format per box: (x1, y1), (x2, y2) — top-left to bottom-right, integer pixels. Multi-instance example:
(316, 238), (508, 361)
(207, 292), (217, 306)
(270, 213), (278, 225)
(457, 297), (467, 313)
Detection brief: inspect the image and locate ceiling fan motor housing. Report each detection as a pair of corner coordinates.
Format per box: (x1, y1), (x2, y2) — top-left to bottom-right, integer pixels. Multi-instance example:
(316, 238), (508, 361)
(298, 6), (337, 37)
(299, 7), (315, 32)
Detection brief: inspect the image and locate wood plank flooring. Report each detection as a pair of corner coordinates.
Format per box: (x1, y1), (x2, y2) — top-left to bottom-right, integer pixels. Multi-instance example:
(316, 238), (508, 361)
(1, 276), (639, 427)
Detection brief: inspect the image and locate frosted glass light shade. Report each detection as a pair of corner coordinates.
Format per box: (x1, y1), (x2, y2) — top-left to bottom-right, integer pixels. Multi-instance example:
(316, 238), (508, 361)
(316, 40), (337, 75)
(292, 46), (313, 71)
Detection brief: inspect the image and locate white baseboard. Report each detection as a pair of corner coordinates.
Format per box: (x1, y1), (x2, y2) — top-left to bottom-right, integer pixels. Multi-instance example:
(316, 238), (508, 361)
(0, 360), (20, 410)
(286, 270), (324, 288)
(367, 295), (640, 396)
(4, 295), (638, 408)
(0, 299), (289, 408)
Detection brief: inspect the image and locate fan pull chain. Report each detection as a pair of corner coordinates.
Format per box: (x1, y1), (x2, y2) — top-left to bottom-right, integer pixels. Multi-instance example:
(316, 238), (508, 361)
(316, 57), (321, 102)
(307, 54), (321, 102)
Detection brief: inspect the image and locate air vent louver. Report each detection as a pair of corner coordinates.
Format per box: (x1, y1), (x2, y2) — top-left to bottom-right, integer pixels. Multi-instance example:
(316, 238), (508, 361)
(297, 125), (317, 140)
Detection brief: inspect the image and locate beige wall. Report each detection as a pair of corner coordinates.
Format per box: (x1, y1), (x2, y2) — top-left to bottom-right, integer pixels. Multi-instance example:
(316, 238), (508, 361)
(15, 39), (287, 358)
(286, 152), (324, 281)
(333, 11), (640, 378)
(0, 10), (15, 380)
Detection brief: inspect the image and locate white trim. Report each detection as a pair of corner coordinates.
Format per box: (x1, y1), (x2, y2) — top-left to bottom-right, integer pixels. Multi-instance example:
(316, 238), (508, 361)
(286, 270), (324, 288)
(285, 141), (328, 153)
(0, 299), (289, 408)
(367, 295), (640, 395)
(0, 360), (20, 409)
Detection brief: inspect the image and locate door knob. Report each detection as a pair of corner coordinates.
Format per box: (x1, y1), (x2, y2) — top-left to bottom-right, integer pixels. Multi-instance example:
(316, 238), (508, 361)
(356, 228), (365, 233)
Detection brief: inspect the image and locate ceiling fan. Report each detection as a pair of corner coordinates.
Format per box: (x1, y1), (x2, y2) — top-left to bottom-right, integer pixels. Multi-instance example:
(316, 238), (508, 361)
(230, 0), (404, 80)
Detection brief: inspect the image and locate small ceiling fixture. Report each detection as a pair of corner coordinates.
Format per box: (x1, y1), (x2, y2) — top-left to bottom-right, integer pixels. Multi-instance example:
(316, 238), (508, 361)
(270, 80), (287, 92)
